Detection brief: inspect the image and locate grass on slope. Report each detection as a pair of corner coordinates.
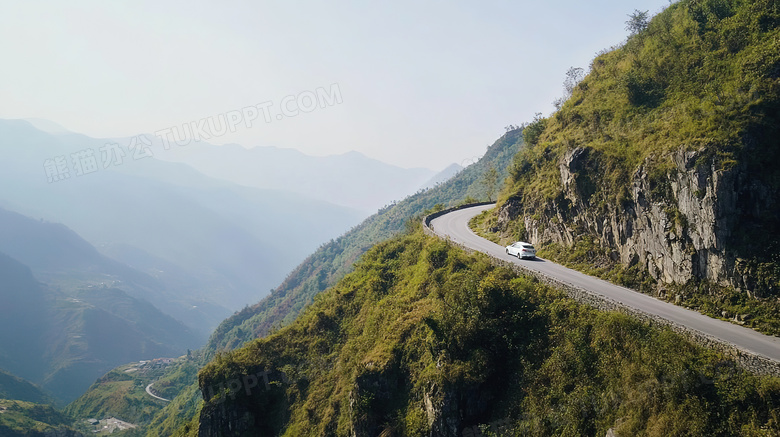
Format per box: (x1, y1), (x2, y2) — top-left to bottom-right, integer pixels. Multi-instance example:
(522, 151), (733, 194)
(505, 0), (780, 211)
(477, 0), (780, 335)
(143, 383), (202, 437)
(65, 128), (520, 437)
(0, 370), (53, 405)
(0, 399), (82, 436)
(126, 129), (523, 435)
(64, 356), (198, 434)
(205, 128), (523, 354)
(195, 229), (780, 436)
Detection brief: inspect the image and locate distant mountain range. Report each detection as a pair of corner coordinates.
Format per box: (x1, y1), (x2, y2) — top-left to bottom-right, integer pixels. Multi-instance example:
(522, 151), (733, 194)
(153, 140), (439, 213)
(0, 119), (370, 328)
(0, 250), (201, 404)
(418, 162), (463, 190)
(0, 118), (451, 405)
(205, 129), (521, 353)
(68, 128), (521, 436)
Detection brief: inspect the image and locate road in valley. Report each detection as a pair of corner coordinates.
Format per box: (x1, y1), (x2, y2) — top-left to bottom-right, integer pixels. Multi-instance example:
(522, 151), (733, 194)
(429, 204), (780, 363)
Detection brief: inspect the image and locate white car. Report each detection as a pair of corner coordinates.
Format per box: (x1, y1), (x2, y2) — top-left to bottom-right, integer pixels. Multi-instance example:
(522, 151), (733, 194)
(506, 242), (536, 259)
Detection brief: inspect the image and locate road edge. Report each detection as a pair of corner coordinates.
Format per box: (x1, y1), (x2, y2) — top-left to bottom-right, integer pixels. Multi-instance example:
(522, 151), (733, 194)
(423, 203), (780, 378)
(145, 383), (171, 403)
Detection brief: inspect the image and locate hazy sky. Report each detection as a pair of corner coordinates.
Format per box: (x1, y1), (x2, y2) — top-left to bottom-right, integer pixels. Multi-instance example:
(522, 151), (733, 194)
(0, 0), (671, 170)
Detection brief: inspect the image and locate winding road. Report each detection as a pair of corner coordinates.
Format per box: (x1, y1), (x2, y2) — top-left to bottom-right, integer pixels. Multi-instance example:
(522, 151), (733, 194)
(145, 383), (171, 402)
(429, 203), (780, 363)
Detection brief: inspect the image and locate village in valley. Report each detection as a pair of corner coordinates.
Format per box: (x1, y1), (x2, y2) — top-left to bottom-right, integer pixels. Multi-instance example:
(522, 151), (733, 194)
(76, 356), (186, 435)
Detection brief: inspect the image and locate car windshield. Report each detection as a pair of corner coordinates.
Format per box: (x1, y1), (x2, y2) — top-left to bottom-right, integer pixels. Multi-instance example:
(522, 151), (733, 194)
(523, 244), (534, 249)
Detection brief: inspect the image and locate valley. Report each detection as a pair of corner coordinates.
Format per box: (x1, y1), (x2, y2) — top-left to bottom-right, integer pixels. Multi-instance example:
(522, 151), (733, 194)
(1, 0), (779, 435)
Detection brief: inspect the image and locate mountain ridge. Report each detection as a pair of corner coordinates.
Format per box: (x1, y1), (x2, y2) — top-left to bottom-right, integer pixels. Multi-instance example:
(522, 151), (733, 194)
(475, 0), (780, 334)
(0, 119), (364, 324)
(70, 128), (523, 436)
(0, 215), (203, 404)
(153, 137), (436, 212)
(176, 0), (780, 434)
(194, 229), (780, 436)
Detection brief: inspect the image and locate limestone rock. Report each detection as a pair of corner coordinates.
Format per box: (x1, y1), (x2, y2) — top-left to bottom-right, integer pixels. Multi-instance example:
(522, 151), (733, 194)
(497, 145), (775, 295)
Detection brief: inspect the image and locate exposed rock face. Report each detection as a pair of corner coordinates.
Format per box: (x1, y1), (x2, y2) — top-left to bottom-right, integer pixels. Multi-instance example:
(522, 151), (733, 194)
(197, 403), (257, 436)
(422, 382), (493, 437)
(498, 146), (774, 295)
(197, 367), (291, 437)
(348, 362), (403, 437)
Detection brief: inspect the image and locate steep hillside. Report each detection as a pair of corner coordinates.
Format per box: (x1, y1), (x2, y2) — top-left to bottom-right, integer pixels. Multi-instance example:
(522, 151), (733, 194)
(206, 128), (522, 353)
(0, 371), (80, 437)
(0, 119), (363, 328)
(0, 251), (199, 404)
(184, 3), (780, 433)
(0, 207), (146, 278)
(0, 253), (52, 385)
(0, 399), (83, 437)
(0, 206), (214, 339)
(67, 129), (520, 436)
(0, 369), (52, 405)
(476, 0), (780, 332)
(193, 230), (780, 436)
(64, 356), (199, 431)
(42, 287), (200, 404)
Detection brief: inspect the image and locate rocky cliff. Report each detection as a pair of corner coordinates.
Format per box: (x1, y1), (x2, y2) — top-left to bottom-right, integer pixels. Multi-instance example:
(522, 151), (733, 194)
(497, 144), (778, 296)
(492, 0), (780, 300)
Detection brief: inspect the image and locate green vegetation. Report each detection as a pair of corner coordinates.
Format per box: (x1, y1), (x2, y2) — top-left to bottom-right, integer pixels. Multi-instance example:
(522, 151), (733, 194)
(205, 128), (523, 354)
(504, 0), (779, 210)
(143, 384), (202, 437)
(0, 399), (82, 436)
(194, 230), (780, 435)
(0, 370), (75, 436)
(0, 369), (52, 406)
(64, 357), (197, 433)
(475, 0), (780, 334)
(0, 247), (200, 406)
(66, 355), (206, 437)
(179, 3), (780, 432)
(64, 129), (521, 436)
(65, 2), (780, 434)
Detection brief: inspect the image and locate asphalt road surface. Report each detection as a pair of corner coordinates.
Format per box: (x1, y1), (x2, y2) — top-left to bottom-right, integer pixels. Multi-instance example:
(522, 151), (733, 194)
(145, 383), (171, 402)
(429, 203), (780, 362)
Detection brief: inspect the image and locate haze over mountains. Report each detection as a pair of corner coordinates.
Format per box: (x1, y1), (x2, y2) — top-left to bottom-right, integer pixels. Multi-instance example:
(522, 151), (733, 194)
(155, 140), (437, 213)
(0, 120), (343, 327)
(0, 119), (444, 321)
(0, 250), (200, 404)
(22, 117), (443, 213)
(3, 0), (779, 434)
(0, 118), (454, 405)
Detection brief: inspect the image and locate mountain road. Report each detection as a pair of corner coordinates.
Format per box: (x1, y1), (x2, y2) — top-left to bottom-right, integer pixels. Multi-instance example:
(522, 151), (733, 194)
(428, 203), (780, 363)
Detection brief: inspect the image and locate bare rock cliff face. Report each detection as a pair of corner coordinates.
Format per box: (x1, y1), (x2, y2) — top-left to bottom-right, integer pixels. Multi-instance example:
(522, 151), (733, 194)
(498, 146), (775, 295)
